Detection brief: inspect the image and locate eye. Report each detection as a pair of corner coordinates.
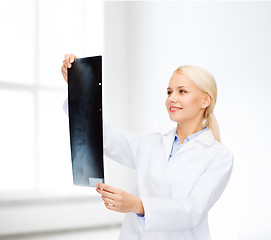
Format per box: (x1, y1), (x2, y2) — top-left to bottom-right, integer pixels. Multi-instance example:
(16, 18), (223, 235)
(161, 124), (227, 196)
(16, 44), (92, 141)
(167, 90), (172, 95)
(180, 90), (186, 94)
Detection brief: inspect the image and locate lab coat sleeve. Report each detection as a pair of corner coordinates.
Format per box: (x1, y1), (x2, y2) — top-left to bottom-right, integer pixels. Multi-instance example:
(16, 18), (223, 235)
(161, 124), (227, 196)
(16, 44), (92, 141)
(138, 147), (233, 232)
(103, 123), (144, 169)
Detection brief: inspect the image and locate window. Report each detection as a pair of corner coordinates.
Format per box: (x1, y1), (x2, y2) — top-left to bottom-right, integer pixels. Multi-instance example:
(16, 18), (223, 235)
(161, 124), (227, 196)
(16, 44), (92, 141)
(0, 1), (104, 196)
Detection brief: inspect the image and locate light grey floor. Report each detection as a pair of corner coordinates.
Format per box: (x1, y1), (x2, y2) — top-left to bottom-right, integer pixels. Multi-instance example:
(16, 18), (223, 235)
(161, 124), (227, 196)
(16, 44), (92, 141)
(0, 227), (121, 240)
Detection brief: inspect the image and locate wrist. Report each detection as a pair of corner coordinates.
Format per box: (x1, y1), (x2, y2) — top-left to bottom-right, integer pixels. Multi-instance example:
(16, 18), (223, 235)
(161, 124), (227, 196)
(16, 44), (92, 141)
(135, 197), (144, 216)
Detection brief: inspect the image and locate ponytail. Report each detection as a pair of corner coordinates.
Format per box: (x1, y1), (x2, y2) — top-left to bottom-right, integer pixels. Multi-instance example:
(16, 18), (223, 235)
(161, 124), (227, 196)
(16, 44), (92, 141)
(204, 112), (221, 143)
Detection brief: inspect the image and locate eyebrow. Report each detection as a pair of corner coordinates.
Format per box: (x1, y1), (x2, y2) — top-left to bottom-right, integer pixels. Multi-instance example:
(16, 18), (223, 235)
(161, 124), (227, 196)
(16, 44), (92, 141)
(167, 86), (188, 90)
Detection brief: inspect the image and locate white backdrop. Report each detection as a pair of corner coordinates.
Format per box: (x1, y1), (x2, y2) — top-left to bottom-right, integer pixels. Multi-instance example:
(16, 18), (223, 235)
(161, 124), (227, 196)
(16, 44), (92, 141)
(1, 1), (270, 239)
(103, 2), (271, 240)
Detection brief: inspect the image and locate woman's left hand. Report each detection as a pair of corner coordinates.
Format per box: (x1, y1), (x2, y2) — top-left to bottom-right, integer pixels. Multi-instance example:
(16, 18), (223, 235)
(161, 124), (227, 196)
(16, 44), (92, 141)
(96, 183), (144, 216)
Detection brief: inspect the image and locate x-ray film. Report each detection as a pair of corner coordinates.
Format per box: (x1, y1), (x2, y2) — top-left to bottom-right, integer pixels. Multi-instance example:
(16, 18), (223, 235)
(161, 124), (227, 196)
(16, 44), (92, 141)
(68, 56), (104, 187)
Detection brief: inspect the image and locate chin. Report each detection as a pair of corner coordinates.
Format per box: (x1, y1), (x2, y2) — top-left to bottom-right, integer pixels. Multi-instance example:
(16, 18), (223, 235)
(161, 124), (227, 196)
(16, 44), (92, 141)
(169, 116), (183, 123)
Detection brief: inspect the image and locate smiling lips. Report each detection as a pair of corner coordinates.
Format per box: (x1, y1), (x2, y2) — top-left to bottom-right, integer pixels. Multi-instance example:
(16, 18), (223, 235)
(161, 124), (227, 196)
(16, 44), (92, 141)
(169, 106), (183, 112)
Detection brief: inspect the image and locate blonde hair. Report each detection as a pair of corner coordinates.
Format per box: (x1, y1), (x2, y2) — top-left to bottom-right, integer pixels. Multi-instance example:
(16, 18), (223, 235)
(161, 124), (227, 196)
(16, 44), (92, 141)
(175, 65), (221, 142)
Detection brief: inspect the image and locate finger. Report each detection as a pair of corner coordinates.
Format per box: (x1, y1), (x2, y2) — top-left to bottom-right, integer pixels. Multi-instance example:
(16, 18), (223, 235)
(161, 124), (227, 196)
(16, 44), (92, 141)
(64, 54), (72, 68)
(69, 53), (76, 64)
(61, 66), (68, 82)
(61, 64), (67, 74)
(101, 191), (115, 200)
(62, 66), (67, 75)
(63, 59), (68, 68)
(64, 54), (70, 64)
(97, 183), (118, 194)
(102, 196), (117, 206)
(96, 187), (115, 200)
(104, 202), (117, 211)
(96, 186), (104, 192)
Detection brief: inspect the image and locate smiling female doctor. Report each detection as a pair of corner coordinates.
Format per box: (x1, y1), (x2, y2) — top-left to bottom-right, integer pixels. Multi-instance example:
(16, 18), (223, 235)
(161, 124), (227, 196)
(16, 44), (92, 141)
(62, 54), (233, 240)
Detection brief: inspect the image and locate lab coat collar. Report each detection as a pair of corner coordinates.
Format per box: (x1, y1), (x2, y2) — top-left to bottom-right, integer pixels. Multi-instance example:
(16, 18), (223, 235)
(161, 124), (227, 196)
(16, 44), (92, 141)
(195, 128), (215, 146)
(162, 128), (215, 160)
(163, 127), (215, 145)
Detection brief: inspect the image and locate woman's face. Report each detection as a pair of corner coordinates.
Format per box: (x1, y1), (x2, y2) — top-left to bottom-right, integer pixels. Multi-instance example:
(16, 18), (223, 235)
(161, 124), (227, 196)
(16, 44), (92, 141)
(165, 71), (210, 124)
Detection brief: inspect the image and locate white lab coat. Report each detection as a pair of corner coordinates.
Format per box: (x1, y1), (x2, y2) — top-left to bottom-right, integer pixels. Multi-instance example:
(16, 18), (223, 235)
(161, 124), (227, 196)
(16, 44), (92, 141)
(103, 125), (233, 240)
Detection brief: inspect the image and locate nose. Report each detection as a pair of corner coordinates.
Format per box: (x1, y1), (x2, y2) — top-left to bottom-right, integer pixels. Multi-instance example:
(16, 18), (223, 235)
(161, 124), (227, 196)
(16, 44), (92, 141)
(167, 93), (177, 103)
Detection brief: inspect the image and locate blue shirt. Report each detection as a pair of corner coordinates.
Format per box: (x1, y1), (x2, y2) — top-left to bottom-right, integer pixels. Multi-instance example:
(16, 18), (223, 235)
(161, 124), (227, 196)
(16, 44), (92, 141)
(168, 127), (208, 160)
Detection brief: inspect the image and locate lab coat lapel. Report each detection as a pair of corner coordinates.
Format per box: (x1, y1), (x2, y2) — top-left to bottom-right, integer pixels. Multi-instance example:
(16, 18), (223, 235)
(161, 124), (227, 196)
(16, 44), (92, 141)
(162, 129), (215, 160)
(162, 128), (176, 161)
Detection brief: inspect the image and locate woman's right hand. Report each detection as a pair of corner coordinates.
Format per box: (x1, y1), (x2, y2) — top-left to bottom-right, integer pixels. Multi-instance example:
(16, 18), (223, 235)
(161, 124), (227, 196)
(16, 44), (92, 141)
(61, 53), (76, 83)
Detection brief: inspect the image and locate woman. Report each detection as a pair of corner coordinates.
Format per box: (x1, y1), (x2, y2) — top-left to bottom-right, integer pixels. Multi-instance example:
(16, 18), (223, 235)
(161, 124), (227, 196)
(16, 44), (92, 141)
(61, 54), (233, 240)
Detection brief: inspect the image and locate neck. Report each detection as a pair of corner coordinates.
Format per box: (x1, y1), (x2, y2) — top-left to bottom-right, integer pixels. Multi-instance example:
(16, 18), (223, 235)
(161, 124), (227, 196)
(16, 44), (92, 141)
(176, 116), (204, 144)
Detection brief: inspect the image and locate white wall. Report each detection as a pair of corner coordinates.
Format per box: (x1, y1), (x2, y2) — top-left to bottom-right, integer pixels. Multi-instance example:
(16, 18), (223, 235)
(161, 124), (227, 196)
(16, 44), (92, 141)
(0, 1), (125, 237)
(104, 2), (271, 240)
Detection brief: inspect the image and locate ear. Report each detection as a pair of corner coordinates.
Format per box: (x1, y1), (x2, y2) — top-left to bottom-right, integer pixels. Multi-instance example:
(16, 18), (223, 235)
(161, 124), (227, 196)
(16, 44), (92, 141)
(201, 94), (211, 109)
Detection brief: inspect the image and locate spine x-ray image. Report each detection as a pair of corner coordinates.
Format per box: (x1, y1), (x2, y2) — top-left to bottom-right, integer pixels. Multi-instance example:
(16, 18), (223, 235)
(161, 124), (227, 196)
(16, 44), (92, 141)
(68, 56), (104, 187)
